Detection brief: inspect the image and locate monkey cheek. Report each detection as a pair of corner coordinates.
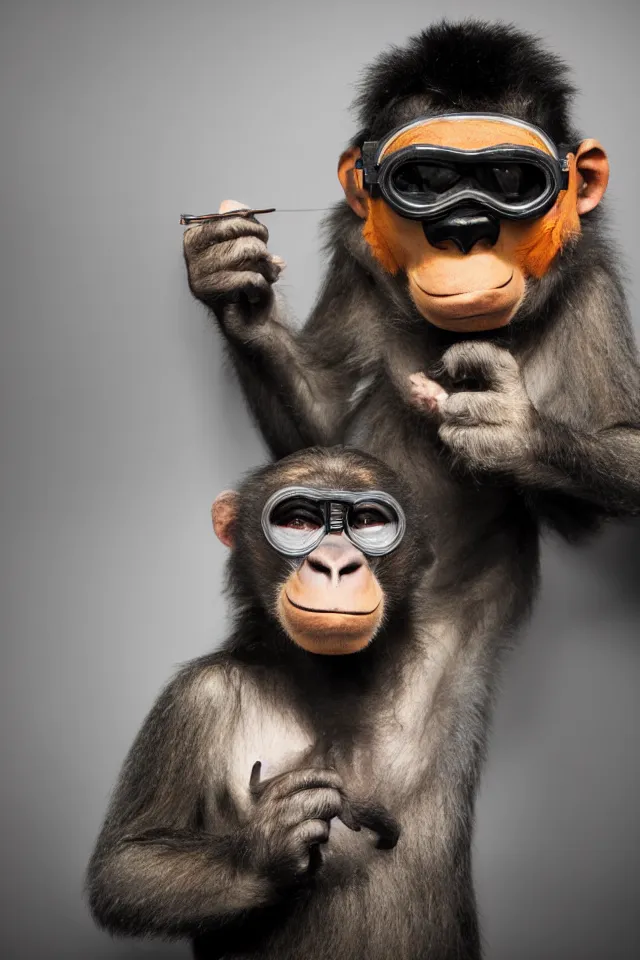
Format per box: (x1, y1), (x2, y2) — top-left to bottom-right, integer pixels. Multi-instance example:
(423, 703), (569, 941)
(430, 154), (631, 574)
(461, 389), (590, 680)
(276, 594), (385, 656)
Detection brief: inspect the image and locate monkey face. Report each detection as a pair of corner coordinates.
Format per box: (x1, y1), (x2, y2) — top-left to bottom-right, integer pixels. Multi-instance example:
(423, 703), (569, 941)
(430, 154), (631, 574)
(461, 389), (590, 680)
(339, 115), (609, 333)
(212, 449), (426, 657)
(262, 486), (404, 655)
(275, 531), (385, 655)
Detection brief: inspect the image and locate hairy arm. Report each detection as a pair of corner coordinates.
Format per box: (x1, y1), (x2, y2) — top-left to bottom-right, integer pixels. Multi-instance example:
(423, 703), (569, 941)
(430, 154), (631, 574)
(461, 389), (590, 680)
(87, 659), (356, 942)
(184, 210), (368, 457)
(86, 662), (273, 939)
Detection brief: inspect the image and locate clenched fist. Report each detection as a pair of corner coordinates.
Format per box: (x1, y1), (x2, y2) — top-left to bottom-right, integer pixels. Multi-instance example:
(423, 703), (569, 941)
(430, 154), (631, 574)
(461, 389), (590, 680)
(183, 200), (286, 327)
(410, 341), (543, 476)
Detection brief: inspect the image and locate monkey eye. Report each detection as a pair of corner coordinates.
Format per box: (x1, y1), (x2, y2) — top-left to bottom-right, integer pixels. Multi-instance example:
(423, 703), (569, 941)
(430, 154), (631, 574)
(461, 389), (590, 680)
(349, 506), (390, 530)
(270, 498), (324, 531)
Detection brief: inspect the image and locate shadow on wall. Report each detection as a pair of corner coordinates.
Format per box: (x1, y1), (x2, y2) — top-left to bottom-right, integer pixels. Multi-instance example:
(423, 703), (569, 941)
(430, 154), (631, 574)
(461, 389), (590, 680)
(588, 517), (640, 612)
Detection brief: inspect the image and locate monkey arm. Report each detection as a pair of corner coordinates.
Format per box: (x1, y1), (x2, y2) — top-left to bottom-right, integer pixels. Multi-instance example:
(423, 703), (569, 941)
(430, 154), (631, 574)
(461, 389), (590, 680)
(517, 420), (640, 515)
(220, 297), (353, 457)
(184, 212), (365, 456)
(434, 316), (640, 518)
(86, 663), (277, 939)
(88, 829), (273, 938)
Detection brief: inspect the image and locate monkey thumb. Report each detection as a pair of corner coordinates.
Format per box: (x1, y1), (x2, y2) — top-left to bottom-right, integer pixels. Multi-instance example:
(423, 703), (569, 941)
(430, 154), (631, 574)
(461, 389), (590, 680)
(219, 199), (251, 214)
(338, 800), (362, 833)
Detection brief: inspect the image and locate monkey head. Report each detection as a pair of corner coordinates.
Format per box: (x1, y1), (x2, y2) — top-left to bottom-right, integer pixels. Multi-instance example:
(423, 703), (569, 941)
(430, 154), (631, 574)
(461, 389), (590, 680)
(339, 113), (608, 333)
(212, 448), (425, 656)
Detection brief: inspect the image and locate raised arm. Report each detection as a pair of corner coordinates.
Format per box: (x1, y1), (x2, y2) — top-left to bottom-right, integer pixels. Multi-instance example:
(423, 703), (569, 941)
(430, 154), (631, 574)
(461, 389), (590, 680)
(183, 205), (365, 457)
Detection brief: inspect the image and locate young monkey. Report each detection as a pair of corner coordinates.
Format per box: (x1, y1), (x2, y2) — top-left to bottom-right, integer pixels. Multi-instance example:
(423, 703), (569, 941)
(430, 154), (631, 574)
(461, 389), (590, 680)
(87, 446), (503, 960)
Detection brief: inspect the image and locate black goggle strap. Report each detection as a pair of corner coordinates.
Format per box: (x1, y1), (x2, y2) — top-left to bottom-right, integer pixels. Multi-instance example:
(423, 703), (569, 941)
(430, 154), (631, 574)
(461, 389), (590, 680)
(356, 142), (381, 195)
(557, 144), (579, 192)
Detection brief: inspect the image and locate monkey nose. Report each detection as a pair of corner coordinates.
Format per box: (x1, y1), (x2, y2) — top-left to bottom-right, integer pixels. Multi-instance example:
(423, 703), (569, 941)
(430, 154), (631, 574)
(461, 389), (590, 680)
(301, 536), (366, 588)
(423, 209), (500, 254)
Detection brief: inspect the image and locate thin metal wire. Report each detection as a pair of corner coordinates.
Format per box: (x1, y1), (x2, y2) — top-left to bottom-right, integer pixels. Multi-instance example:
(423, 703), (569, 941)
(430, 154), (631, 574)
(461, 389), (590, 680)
(180, 207), (330, 225)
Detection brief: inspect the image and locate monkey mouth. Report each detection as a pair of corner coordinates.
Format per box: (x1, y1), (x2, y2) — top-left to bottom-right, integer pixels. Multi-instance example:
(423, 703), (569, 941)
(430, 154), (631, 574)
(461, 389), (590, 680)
(416, 272), (514, 298)
(284, 594), (382, 617)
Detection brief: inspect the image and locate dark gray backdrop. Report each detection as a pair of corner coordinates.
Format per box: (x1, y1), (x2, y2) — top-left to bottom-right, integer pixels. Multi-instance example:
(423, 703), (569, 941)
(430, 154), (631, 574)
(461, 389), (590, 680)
(2, 1), (639, 958)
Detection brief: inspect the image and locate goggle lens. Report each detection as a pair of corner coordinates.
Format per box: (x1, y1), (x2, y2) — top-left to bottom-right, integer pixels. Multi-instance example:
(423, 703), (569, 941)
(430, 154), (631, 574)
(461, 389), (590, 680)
(346, 502), (400, 552)
(391, 159), (548, 206)
(269, 497), (325, 555)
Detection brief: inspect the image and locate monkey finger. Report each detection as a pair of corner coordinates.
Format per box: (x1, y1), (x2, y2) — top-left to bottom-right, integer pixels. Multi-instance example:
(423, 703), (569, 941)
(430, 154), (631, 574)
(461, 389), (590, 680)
(196, 235), (269, 270)
(190, 269), (273, 307)
(347, 799), (399, 846)
(337, 799), (362, 833)
(249, 760), (262, 793)
(183, 216), (269, 255)
(440, 341), (520, 392)
(290, 818), (331, 850)
(408, 372), (449, 417)
(278, 787), (344, 827)
(441, 391), (511, 427)
(261, 766), (344, 801)
(194, 242), (283, 287)
(218, 199), (250, 215)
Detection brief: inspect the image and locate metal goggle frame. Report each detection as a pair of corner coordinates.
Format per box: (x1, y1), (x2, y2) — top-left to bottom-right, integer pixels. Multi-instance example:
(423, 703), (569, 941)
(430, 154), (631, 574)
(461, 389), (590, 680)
(261, 486), (406, 558)
(358, 114), (570, 223)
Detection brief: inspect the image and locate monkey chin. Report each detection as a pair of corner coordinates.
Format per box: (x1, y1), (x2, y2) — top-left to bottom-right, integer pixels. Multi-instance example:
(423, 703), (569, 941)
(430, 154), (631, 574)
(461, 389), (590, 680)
(277, 592), (385, 656)
(408, 270), (526, 333)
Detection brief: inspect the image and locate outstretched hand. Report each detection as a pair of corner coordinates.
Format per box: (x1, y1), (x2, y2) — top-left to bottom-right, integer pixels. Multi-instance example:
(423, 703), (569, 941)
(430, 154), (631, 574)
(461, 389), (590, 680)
(410, 342), (542, 476)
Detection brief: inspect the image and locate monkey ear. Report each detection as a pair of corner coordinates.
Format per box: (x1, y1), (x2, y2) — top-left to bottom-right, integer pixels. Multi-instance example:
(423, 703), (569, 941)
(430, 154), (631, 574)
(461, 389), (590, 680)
(338, 146), (369, 219)
(211, 491), (239, 549)
(575, 139), (609, 215)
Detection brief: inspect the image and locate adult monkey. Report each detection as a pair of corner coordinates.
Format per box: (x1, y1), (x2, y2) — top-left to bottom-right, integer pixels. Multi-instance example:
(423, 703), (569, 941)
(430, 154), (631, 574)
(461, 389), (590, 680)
(184, 20), (640, 531)
(88, 447), (500, 960)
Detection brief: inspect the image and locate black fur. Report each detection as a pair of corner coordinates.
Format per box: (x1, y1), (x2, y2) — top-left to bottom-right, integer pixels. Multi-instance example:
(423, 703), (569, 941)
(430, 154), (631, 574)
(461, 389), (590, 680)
(353, 20), (578, 144)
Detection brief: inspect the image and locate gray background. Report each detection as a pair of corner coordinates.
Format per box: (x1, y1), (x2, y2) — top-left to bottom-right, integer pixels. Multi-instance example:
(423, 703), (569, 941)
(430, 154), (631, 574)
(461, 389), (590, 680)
(1, 1), (639, 958)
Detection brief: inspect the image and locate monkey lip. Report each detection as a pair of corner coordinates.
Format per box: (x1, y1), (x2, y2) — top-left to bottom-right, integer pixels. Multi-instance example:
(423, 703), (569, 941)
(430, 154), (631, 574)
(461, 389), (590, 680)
(416, 272), (514, 299)
(284, 594), (381, 617)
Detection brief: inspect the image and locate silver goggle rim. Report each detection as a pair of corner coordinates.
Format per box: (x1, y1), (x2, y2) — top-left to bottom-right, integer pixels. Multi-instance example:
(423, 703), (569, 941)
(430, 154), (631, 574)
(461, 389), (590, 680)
(261, 486), (406, 558)
(362, 113), (569, 223)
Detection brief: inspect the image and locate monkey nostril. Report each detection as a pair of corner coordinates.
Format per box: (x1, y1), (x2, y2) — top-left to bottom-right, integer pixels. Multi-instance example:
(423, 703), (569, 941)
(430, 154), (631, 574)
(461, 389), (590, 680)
(339, 561), (363, 578)
(307, 558), (332, 578)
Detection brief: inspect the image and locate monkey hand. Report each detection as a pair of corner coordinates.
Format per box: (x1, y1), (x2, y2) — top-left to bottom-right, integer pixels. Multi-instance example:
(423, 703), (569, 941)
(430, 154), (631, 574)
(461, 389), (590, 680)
(183, 200), (286, 329)
(244, 761), (360, 886)
(408, 372), (450, 415)
(436, 342), (542, 475)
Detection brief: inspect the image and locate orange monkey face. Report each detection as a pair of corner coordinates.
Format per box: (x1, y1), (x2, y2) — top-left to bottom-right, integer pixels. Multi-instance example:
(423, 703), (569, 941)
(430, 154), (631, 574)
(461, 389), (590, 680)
(339, 115), (609, 332)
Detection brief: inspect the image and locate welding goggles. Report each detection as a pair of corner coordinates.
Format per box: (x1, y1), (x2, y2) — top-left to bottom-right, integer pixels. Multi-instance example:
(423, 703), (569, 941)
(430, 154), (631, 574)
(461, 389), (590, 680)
(261, 486), (406, 558)
(357, 114), (571, 223)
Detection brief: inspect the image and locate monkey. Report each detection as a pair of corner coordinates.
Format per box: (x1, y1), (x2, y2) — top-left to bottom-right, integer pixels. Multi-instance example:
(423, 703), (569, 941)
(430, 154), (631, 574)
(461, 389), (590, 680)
(183, 21), (640, 574)
(86, 446), (509, 960)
